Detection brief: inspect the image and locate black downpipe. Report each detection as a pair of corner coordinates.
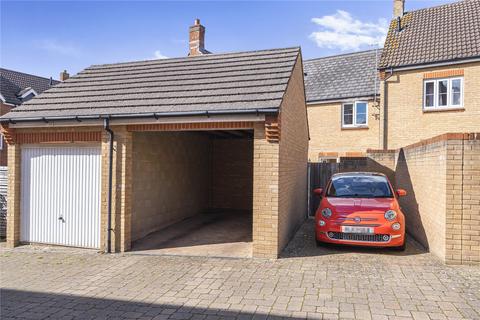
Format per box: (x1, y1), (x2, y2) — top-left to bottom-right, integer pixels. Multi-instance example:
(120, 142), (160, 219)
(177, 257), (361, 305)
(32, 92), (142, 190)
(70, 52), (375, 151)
(103, 118), (114, 253)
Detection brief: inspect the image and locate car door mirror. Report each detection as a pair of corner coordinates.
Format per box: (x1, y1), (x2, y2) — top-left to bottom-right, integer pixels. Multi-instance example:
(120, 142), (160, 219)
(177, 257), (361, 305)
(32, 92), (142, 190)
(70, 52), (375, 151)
(396, 189), (407, 197)
(313, 188), (323, 196)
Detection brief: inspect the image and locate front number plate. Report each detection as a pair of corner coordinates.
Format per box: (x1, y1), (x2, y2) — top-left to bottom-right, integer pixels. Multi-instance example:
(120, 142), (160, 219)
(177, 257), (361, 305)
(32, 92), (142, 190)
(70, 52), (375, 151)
(341, 226), (374, 234)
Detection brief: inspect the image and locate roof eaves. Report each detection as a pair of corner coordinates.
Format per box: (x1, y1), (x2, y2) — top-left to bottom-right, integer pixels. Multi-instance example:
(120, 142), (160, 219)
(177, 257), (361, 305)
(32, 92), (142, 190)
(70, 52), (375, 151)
(378, 55), (480, 71)
(0, 107), (280, 124)
(307, 94), (379, 105)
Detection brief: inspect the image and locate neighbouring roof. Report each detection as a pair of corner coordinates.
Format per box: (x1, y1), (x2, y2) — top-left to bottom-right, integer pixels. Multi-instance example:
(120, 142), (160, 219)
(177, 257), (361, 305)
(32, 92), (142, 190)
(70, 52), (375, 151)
(304, 49), (381, 103)
(380, 0), (480, 69)
(0, 68), (60, 106)
(2, 47), (300, 121)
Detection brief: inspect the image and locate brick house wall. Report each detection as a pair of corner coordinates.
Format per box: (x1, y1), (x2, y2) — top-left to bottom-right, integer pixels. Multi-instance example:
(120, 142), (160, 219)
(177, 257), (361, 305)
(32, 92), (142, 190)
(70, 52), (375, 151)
(308, 100), (381, 160)
(382, 62), (480, 149)
(278, 55), (309, 252)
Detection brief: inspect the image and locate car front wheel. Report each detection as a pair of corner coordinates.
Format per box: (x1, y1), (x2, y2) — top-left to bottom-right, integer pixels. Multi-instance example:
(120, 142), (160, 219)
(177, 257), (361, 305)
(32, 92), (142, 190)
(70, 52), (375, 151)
(393, 240), (406, 251)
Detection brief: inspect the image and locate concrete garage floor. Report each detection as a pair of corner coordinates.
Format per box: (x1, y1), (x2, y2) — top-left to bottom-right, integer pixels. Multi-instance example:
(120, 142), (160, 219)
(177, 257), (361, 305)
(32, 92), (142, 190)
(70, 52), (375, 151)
(130, 211), (252, 258)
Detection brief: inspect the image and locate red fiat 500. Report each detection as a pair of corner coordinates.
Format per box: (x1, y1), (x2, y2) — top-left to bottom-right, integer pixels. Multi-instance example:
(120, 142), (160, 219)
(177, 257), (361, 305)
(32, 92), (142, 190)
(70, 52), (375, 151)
(314, 172), (407, 250)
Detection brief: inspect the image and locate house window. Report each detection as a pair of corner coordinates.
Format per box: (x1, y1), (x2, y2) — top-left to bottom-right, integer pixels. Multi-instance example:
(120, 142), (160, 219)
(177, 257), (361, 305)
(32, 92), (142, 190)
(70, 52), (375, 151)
(342, 101), (368, 128)
(0, 134), (3, 151)
(423, 77), (463, 109)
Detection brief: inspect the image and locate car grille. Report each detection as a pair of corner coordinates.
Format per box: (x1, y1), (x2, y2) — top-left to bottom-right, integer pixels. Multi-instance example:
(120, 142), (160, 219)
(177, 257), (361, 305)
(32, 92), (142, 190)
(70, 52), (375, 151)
(328, 232), (390, 242)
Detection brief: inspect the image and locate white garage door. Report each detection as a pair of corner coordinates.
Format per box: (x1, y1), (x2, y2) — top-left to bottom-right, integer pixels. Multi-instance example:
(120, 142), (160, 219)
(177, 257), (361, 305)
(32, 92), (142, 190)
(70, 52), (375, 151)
(21, 145), (101, 248)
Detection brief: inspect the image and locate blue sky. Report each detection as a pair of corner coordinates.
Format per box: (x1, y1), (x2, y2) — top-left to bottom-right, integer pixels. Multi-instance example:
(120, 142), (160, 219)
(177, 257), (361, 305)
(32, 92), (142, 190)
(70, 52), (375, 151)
(1, 0), (454, 79)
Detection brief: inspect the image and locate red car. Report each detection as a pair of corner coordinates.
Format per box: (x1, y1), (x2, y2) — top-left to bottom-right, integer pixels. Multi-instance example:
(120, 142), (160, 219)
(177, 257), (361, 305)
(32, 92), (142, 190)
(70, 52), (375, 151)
(314, 172), (407, 250)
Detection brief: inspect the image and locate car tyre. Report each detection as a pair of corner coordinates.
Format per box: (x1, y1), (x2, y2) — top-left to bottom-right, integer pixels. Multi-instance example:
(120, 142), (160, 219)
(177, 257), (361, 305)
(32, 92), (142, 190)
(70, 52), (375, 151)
(316, 238), (329, 247)
(393, 240), (406, 251)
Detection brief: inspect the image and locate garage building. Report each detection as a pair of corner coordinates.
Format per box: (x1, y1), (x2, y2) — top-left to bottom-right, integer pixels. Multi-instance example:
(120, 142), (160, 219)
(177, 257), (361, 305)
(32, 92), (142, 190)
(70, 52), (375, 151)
(0, 47), (308, 258)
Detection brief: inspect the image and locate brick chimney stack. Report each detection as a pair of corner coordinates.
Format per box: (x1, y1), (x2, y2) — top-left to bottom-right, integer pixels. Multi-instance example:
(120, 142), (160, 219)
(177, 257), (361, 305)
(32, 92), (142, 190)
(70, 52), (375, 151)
(189, 19), (206, 56)
(393, 0), (405, 17)
(59, 70), (69, 81)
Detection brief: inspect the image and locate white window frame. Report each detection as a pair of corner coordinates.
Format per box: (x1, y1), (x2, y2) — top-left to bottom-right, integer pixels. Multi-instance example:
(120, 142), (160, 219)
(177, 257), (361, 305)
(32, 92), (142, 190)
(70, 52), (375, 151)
(423, 77), (463, 110)
(0, 134), (3, 151)
(342, 101), (369, 128)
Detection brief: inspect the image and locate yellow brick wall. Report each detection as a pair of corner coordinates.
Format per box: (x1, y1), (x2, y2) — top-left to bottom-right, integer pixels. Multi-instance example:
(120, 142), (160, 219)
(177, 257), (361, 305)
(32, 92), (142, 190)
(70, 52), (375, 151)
(307, 100), (381, 160)
(395, 141), (448, 261)
(252, 122), (280, 258)
(131, 132), (211, 242)
(393, 134), (480, 265)
(6, 143), (20, 248)
(211, 138), (253, 211)
(101, 126), (132, 253)
(278, 55), (309, 252)
(447, 138), (480, 264)
(385, 62), (480, 149)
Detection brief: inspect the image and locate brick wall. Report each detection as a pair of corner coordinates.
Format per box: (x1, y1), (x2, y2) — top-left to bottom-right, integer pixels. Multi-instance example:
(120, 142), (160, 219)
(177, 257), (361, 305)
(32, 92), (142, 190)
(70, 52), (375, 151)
(384, 62), (480, 149)
(131, 132), (211, 242)
(211, 138), (253, 211)
(277, 55), (309, 252)
(307, 100), (381, 160)
(370, 133), (480, 265)
(101, 126), (132, 252)
(395, 140), (448, 261)
(252, 122), (280, 258)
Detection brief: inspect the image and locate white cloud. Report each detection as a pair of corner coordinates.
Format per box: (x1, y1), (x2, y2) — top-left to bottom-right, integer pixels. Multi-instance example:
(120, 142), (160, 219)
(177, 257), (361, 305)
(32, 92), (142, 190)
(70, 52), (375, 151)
(153, 50), (169, 59)
(35, 39), (81, 57)
(309, 10), (388, 51)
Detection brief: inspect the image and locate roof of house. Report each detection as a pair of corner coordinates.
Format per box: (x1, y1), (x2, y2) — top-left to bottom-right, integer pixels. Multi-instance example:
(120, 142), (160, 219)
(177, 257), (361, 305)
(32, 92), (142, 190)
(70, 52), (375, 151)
(380, 0), (480, 69)
(303, 49), (381, 103)
(1, 47), (300, 121)
(0, 68), (60, 106)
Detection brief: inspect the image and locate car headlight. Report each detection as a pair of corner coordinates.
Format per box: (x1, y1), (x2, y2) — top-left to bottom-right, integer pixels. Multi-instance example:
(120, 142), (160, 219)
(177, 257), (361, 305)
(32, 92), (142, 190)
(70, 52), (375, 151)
(385, 210), (397, 221)
(321, 208), (332, 219)
(392, 222), (401, 230)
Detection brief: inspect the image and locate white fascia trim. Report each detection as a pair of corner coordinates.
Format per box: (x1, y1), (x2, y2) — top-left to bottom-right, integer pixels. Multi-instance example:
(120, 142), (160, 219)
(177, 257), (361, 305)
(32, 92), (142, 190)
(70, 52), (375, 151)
(307, 96), (377, 106)
(384, 57), (480, 72)
(9, 114), (266, 129)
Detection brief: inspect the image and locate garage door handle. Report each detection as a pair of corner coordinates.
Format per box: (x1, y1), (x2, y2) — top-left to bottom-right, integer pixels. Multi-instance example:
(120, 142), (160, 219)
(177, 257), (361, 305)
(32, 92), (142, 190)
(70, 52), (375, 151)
(58, 216), (65, 223)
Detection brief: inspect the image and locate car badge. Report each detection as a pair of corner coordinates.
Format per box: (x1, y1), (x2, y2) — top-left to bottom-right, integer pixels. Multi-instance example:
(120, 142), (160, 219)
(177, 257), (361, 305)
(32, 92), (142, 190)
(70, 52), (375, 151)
(354, 217), (361, 223)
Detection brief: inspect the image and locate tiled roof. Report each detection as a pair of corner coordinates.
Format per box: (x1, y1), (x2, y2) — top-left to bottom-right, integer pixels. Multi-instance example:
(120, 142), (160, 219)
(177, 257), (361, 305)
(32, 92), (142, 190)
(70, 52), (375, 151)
(380, 0), (480, 69)
(0, 68), (60, 105)
(2, 47), (300, 120)
(304, 49), (381, 103)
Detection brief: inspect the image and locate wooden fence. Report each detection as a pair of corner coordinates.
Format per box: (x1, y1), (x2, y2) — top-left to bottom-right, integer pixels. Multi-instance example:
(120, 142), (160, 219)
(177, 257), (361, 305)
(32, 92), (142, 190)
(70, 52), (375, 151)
(307, 162), (339, 216)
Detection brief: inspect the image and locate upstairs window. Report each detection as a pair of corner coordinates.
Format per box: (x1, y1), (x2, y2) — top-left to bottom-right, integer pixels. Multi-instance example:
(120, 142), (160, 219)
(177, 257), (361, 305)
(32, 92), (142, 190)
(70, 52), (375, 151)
(342, 101), (368, 128)
(423, 77), (463, 110)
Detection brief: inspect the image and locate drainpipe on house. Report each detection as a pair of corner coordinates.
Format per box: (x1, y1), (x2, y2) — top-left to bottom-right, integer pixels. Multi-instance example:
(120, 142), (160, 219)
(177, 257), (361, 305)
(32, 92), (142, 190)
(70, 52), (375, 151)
(103, 118), (114, 253)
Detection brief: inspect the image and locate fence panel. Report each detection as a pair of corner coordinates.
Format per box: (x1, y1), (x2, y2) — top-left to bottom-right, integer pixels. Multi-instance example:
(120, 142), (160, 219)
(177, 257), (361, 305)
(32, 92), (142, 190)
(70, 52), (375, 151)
(308, 162), (339, 216)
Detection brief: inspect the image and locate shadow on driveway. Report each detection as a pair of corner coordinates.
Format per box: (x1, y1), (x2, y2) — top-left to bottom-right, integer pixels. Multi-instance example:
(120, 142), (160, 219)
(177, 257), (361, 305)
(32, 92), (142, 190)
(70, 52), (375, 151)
(1, 288), (308, 320)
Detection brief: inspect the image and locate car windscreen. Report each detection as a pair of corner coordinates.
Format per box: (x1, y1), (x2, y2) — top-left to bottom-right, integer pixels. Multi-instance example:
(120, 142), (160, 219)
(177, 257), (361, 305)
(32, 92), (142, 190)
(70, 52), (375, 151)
(326, 175), (394, 198)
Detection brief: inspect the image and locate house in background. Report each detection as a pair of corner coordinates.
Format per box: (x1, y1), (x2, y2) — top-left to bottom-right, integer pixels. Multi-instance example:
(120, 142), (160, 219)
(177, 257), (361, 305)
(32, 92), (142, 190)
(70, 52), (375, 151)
(304, 50), (382, 161)
(0, 69), (61, 166)
(379, 0), (480, 149)
(303, 0), (479, 265)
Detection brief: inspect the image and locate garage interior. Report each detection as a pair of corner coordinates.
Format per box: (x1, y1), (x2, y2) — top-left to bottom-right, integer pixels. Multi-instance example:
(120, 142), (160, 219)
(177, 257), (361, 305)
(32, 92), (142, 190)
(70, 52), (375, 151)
(130, 130), (254, 258)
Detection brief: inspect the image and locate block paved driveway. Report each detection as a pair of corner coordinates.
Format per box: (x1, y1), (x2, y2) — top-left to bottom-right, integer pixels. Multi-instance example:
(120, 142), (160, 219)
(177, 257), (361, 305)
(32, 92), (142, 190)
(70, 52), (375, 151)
(1, 220), (479, 320)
